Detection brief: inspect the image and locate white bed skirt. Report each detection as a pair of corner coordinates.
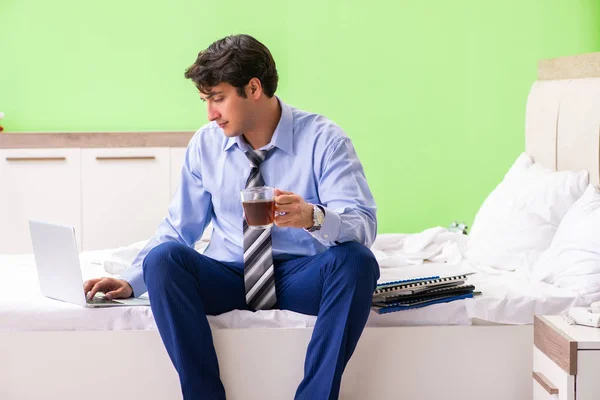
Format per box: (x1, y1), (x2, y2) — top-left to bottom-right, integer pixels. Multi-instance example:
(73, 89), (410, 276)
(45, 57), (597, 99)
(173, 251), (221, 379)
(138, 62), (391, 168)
(0, 324), (533, 400)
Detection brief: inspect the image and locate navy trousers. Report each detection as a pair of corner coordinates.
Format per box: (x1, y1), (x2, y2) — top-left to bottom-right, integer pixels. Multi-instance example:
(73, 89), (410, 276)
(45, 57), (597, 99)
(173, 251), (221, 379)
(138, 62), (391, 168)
(143, 241), (380, 400)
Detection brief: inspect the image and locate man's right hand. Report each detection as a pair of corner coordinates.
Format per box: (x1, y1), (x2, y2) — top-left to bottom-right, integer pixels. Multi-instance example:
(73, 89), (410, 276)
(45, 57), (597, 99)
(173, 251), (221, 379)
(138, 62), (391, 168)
(83, 277), (133, 300)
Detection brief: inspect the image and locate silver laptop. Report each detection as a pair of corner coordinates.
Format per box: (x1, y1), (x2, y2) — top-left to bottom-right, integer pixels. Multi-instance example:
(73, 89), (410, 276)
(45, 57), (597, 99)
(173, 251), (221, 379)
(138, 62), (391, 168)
(29, 220), (150, 308)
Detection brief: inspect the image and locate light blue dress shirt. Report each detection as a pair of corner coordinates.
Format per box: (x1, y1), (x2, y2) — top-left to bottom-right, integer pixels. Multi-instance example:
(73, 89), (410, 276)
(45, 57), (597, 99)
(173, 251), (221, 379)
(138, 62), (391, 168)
(120, 98), (377, 297)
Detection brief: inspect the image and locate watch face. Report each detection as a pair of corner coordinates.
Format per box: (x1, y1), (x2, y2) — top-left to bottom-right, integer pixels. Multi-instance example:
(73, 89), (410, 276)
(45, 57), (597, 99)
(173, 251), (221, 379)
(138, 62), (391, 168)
(315, 206), (324, 225)
(317, 212), (324, 225)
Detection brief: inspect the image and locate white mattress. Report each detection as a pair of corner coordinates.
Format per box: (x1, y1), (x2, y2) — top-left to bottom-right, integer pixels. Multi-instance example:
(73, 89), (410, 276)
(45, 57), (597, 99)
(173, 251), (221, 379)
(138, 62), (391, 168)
(2, 232), (599, 332)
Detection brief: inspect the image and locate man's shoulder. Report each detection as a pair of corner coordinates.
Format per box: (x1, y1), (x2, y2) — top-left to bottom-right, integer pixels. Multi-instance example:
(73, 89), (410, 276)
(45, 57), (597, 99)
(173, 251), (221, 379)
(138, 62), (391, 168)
(291, 106), (349, 144)
(189, 122), (227, 149)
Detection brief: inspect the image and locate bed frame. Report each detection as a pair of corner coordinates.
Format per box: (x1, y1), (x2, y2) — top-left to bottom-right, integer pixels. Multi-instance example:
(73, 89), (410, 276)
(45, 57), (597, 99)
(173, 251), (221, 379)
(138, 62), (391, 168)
(2, 53), (600, 400)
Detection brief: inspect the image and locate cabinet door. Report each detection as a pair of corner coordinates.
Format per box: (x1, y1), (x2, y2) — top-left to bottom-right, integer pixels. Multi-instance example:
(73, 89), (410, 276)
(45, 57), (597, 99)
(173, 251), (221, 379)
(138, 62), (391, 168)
(576, 350), (600, 400)
(0, 149), (82, 254)
(169, 148), (186, 198)
(81, 148), (170, 250)
(532, 346), (575, 400)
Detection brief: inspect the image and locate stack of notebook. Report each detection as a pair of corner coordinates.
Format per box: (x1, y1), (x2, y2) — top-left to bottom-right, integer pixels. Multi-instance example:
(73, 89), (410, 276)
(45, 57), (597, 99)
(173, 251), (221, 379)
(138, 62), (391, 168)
(372, 273), (479, 314)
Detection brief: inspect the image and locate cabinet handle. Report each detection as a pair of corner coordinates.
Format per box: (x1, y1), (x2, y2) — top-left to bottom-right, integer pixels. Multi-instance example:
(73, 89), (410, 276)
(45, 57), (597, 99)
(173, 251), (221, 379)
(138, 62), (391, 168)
(532, 371), (559, 395)
(6, 157), (67, 162)
(95, 156), (156, 161)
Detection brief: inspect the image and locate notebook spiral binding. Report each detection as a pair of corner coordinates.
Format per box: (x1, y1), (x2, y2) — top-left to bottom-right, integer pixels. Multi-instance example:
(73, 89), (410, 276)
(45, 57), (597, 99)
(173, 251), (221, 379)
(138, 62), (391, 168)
(378, 284), (476, 302)
(375, 276), (439, 290)
(374, 274), (471, 295)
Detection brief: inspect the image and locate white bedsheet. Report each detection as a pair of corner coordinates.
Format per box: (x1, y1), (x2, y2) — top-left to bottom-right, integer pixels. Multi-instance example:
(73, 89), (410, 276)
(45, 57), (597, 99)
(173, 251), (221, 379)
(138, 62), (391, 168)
(2, 230), (599, 332)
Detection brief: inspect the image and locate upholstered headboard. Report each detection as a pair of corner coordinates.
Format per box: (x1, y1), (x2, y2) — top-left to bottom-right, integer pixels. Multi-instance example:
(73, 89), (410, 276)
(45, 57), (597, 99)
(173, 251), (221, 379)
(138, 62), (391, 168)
(525, 52), (600, 186)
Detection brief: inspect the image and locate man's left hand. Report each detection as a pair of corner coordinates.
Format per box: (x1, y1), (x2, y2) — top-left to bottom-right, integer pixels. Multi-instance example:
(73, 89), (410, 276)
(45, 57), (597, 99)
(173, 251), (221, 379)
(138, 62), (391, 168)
(274, 189), (314, 229)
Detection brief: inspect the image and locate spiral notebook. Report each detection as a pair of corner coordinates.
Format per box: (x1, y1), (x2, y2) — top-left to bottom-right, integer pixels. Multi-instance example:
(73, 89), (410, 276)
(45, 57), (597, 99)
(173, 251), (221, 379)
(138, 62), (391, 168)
(372, 284), (475, 305)
(372, 273), (477, 314)
(373, 292), (479, 314)
(373, 273), (473, 300)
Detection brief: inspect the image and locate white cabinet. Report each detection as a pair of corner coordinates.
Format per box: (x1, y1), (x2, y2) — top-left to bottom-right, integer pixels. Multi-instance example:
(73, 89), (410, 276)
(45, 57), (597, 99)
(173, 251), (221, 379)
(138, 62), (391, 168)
(0, 149), (81, 254)
(534, 315), (600, 400)
(169, 148), (186, 198)
(533, 346), (573, 400)
(80, 148), (170, 251)
(0, 131), (193, 253)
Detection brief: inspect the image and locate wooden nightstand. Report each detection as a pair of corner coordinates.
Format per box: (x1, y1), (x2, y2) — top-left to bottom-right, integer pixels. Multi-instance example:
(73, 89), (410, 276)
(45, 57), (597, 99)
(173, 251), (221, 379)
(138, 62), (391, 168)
(533, 315), (600, 399)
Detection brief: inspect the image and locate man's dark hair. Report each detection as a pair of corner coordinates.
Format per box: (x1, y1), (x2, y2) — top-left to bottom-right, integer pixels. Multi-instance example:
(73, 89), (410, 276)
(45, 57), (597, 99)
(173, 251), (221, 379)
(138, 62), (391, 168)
(184, 34), (278, 98)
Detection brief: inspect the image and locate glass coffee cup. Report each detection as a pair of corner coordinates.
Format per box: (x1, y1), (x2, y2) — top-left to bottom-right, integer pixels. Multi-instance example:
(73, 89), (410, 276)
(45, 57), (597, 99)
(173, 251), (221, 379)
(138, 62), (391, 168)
(240, 186), (275, 229)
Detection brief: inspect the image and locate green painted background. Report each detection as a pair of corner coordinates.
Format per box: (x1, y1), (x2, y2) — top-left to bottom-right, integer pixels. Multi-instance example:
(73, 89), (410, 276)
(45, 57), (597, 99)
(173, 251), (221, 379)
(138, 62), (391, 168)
(2, 0), (599, 233)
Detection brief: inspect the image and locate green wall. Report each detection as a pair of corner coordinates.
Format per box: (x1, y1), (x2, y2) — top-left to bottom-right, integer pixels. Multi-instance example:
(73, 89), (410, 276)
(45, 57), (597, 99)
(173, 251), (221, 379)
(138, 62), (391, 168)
(2, 0), (599, 233)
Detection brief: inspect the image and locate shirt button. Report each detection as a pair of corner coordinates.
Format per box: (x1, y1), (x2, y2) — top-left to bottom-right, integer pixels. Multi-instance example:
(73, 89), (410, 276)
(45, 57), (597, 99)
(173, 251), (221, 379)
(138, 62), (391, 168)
(324, 234), (329, 239)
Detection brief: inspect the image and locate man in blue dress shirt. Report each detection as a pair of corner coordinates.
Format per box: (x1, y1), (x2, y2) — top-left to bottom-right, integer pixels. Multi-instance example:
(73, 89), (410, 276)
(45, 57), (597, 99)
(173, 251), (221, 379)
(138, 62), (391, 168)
(83, 34), (380, 400)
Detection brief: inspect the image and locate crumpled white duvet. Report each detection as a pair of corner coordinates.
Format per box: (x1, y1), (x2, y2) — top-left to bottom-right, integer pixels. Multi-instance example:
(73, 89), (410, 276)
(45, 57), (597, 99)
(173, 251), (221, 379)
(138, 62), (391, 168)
(1, 227), (599, 332)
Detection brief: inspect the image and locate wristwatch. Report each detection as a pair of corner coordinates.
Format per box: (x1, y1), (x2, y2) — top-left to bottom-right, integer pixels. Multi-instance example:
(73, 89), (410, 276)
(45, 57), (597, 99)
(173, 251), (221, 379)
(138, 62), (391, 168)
(306, 204), (325, 232)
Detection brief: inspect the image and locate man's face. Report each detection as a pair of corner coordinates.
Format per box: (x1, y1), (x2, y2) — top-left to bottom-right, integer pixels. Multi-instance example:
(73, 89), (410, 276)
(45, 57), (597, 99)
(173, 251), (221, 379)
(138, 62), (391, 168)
(199, 83), (253, 137)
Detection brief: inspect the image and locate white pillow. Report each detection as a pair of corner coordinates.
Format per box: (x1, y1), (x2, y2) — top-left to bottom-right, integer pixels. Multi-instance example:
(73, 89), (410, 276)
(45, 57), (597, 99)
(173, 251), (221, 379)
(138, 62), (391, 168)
(532, 184), (600, 294)
(467, 153), (589, 271)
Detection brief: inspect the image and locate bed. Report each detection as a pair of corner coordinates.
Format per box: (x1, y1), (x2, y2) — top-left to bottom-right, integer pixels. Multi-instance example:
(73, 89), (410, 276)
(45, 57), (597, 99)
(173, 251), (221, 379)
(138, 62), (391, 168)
(1, 52), (600, 400)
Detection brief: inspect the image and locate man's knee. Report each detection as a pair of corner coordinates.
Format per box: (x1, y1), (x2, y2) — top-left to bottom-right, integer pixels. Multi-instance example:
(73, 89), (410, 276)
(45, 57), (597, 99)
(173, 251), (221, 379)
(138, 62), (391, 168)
(327, 242), (380, 284)
(143, 241), (189, 282)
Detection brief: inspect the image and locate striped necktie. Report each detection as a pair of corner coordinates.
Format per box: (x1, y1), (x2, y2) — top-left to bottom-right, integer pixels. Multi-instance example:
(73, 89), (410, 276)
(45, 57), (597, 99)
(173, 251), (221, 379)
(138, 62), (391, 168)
(243, 148), (277, 310)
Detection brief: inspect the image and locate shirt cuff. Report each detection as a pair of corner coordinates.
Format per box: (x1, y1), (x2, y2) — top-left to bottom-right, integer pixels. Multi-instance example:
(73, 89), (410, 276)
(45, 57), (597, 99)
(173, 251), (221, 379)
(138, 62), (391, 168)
(309, 206), (341, 246)
(118, 267), (147, 298)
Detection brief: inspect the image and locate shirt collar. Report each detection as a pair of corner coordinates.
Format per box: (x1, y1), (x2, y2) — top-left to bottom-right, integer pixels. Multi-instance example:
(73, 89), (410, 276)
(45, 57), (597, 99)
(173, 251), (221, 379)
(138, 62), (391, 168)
(223, 96), (294, 155)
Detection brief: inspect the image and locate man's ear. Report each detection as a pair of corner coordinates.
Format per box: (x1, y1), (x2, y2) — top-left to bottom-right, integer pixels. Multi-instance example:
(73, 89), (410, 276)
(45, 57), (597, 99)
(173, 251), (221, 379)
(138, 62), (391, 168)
(248, 77), (262, 99)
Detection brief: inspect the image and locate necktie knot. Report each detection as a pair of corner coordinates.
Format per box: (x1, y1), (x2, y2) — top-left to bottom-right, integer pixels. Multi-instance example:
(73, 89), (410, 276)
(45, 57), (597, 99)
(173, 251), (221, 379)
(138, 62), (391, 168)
(245, 149), (270, 169)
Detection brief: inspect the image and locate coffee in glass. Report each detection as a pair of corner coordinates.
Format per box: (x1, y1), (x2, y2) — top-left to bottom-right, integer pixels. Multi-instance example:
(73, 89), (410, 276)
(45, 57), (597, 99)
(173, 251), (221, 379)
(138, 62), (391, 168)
(240, 186), (275, 229)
